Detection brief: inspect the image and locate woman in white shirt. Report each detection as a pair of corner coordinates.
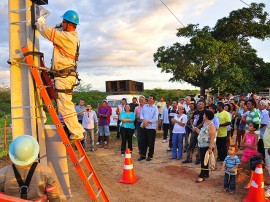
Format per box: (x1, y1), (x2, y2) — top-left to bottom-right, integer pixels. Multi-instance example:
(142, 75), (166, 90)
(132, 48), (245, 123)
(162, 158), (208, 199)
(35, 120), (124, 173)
(171, 106), (187, 159)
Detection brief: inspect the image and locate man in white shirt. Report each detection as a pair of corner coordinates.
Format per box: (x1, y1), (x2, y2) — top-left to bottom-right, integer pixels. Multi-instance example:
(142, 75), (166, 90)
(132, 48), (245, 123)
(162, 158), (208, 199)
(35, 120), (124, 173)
(80, 105), (98, 151)
(156, 96), (166, 130)
(183, 96), (191, 113)
(160, 100), (171, 143)
(258, 100), (270, 158)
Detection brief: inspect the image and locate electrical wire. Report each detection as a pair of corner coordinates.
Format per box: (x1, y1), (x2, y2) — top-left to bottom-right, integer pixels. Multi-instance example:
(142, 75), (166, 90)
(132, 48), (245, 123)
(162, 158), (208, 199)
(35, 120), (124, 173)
(158, 0), (185, 27)
(239, 0), (250, 7)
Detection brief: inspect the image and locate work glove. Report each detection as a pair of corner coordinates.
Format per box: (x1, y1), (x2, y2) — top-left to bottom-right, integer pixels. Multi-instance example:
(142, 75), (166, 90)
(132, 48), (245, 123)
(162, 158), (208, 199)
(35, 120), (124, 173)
(37, 16), (46, 25)
(35, 16), (46, 31)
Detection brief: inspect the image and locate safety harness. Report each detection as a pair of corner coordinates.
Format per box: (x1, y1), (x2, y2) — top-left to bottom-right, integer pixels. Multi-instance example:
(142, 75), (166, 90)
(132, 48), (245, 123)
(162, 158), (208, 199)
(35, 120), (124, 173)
(53, 42), (81, 95)
(12, 162), (38, 200)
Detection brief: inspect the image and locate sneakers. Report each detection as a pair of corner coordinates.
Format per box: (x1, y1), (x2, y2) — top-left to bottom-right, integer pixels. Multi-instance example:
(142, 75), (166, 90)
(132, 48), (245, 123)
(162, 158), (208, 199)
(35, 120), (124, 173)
(166, 147), (172, 151)
(90, 148), (95, 152)
(182, 158), (192, 163)
(223, 189), (228, 192)
(229, 191), (235, 194)
(96, 142), (100, 145)
(162, 139), (167, 143)
(138, 156), (146, 161)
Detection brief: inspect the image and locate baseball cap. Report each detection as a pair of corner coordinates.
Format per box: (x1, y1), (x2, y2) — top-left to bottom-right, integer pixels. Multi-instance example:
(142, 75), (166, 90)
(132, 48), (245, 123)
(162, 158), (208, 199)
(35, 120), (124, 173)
(102, 99), (108, 103)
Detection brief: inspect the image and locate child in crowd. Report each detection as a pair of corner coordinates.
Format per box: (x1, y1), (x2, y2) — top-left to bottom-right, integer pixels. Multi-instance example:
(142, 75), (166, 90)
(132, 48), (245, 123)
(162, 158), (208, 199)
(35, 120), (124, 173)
(221, 145), (241, 194)
(237, 122), (259, 189)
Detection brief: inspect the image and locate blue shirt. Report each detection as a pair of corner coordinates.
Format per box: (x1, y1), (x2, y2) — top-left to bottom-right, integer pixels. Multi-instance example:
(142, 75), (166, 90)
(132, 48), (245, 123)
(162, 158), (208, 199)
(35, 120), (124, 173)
(161, 106), (170, 124)
(224, 155), (241, 175)
(260, 109), (270, 139)
(75, 105), (86, 121)
(203, 115), (219, 130)
(120, 112), (135, 129)
(140, 104), (159, 129)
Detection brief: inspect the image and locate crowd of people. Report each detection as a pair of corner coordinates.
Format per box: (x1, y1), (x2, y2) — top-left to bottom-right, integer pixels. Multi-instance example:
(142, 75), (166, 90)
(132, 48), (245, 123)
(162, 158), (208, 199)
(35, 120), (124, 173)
(67, 92), (270, 195)
(157, 93), (270, 195)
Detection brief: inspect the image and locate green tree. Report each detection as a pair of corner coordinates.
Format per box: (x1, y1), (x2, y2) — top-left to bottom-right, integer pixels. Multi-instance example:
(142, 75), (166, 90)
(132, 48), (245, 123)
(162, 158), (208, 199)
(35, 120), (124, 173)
(153, 3), (270, 96)
(74, 81), (92, 92)
(0, 83), (11, 115)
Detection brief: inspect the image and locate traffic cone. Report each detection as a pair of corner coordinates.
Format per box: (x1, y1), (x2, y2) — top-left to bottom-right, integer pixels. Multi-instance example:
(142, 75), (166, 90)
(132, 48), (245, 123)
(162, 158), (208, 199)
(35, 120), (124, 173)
(119, 148), (138, 184)
(242, 164), (270, 202)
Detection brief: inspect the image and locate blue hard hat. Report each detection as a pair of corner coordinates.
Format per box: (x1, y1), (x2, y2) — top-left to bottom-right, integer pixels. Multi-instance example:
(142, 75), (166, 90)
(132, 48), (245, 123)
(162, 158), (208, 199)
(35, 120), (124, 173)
(62, 10), (79, 25)
(9, 135), (39, 166)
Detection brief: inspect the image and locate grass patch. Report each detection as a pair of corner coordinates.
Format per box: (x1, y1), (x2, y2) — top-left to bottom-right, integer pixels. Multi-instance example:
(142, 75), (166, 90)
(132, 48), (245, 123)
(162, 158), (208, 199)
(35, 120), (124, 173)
(0, 115), (12, 158)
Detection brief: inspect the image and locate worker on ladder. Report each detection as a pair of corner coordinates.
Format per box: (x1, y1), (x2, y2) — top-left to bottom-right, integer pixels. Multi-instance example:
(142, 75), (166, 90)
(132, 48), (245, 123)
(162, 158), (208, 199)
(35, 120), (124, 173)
(35, 10), (85, 142)
(0, 135), (60, 201)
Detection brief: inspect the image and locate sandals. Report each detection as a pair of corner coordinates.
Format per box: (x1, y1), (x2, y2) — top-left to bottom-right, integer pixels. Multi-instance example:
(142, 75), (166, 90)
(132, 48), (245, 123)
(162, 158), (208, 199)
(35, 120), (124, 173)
(195, 178), (205, 183)
(244, 185), (250, 189)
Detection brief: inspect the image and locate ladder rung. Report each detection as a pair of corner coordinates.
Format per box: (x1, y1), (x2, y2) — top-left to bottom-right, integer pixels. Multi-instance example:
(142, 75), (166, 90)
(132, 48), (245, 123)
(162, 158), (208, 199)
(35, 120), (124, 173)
(87, 172), (94, 181)
(96, 189), (102, 199)
(79, 155), (85, 163)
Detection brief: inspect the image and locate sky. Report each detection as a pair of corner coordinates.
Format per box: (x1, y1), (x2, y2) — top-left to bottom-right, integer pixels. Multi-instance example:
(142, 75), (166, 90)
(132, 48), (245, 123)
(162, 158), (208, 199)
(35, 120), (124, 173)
(1, 0), (269, 91)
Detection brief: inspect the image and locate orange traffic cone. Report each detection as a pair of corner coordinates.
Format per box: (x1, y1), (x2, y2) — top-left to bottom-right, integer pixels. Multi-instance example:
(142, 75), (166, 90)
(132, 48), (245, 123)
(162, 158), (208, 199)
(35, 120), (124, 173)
(243, 164), (270, 202)
(119, 148), (138, 184)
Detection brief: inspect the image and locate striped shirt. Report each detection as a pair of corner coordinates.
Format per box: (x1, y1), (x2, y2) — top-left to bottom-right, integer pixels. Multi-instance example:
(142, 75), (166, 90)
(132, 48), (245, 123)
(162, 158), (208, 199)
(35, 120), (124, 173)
(246, 108), (261, 137)
(224, 155), (241, 175)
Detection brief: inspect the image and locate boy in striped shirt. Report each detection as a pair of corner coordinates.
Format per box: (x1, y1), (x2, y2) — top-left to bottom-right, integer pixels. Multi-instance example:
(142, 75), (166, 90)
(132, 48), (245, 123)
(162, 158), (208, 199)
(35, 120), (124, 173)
(221, 146), (241, 194)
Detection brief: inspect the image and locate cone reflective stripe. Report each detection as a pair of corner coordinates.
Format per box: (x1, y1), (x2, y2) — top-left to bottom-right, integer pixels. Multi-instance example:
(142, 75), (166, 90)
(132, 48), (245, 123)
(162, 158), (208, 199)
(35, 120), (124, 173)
(242, 164), (269, 202)
(119, 148), (138, 184)
(125, 153), (131, 158)
(124, 164), (133, 170)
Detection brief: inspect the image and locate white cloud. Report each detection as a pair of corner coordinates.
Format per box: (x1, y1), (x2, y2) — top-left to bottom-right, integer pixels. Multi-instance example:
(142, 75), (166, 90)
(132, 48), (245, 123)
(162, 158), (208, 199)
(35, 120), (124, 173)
(1, 0), (269, 92)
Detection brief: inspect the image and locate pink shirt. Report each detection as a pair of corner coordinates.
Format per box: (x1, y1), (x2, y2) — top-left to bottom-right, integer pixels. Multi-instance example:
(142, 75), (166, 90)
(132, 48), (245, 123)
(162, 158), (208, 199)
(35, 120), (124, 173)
(244, 132), (257, 153)
(134, 105), (143, 122)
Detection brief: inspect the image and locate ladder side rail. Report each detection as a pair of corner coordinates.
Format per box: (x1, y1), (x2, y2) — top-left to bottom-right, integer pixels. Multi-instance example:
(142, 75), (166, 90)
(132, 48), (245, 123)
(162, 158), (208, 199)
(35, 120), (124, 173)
(21, 47), (99, 201)
(75, 142), (110, 202)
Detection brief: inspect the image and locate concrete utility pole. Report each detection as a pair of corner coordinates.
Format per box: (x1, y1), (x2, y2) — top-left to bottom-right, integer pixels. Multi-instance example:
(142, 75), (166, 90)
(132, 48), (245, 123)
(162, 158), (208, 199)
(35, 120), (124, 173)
(8, 0), (47, 163)
(8, 1), (71, 198)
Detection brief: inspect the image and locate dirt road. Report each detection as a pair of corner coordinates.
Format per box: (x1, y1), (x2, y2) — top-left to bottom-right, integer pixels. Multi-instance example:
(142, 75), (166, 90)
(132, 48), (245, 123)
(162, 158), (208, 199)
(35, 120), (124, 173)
(67, 136), (249, 202)
(0, 134), (253, 202)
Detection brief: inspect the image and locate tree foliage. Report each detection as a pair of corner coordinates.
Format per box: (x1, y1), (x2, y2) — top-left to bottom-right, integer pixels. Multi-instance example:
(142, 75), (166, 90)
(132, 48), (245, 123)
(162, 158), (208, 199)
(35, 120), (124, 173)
(74, 81), (93, 92)
(154, 3), (270, 95)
